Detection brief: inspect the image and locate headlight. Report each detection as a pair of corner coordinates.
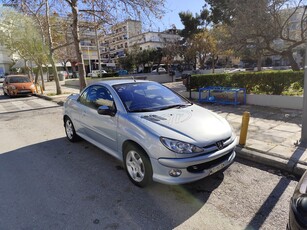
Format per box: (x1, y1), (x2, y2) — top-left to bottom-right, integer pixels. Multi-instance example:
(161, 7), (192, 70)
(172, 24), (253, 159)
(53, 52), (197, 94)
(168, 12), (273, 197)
(160, 137), (203, 154)
(9, 85), (16, 90)
(30, 84), (35, 89)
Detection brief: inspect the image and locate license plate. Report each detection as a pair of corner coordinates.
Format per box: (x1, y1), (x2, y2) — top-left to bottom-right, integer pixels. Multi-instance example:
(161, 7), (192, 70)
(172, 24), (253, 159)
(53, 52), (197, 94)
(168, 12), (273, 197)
(209, 163), (225, 175)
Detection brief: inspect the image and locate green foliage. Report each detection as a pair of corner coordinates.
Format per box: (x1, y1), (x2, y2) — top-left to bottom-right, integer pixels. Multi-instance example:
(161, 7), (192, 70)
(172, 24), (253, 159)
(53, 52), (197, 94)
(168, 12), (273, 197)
(204, 0), (235, 24)
(190, 71), (304, 95)
(0, 6), (48, 66)
(118, 56), (135, 72)
(178, 10), (210, 39)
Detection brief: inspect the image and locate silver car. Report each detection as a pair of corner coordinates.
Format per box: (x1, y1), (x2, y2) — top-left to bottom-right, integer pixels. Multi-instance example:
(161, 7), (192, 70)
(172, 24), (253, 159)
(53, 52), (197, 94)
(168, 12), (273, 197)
(63, 80), (237, 187)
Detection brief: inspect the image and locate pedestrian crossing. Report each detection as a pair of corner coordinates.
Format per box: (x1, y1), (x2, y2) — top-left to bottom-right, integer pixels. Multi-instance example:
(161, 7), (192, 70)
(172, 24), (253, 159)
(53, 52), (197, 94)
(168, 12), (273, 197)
(0, 97), (60, 114)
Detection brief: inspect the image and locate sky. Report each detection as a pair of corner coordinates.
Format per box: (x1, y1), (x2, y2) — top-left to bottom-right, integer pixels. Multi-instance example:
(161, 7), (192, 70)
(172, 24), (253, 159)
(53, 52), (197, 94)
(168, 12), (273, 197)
(149, 0), (205, 31)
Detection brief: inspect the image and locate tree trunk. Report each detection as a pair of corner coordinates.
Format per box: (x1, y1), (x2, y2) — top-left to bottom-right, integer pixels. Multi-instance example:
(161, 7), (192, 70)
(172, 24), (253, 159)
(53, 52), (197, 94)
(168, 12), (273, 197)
(212, 55), (215, 73)
(45, 0), (62, 95)
(257, 55), (262, 71)
(284, 51), (300, 71)
(71, 0), (87, 91)
(39, 65), (45, 91)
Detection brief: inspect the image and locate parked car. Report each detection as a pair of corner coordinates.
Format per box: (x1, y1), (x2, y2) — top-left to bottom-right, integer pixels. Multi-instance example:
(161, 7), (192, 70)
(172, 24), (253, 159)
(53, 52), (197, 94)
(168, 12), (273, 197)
(152, 67), (167, 73)
(58, 71), (69, 80)
(117, 69), (128, 76)
(87, 70), (107, 78)
(63, 80), (237, 187)
(288, 170), (307, 230)
(3, 75), (36, 97)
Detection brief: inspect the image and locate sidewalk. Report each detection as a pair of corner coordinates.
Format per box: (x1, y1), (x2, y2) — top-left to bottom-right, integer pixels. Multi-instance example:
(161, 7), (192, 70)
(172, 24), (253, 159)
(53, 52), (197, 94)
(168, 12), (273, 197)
(38, 80), (307, 176)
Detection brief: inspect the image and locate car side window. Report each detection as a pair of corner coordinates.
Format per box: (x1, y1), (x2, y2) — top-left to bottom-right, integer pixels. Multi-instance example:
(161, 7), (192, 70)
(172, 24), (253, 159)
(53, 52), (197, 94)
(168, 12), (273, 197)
(94, 86), (114, 109)
(79, 85), (114, 110)
(79, 87), (90, 106)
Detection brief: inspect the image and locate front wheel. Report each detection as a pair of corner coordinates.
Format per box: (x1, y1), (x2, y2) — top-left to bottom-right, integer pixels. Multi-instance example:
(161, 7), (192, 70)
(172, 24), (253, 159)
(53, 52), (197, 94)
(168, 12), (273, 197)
(64, 117), (80, 142)
(124, 144), (153, 187)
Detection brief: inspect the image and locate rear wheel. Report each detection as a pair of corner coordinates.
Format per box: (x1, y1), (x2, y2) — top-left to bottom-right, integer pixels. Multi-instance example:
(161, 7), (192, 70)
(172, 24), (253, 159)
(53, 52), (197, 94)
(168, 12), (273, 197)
(124, 143), (153, 187)
(64, 117), (80, 142)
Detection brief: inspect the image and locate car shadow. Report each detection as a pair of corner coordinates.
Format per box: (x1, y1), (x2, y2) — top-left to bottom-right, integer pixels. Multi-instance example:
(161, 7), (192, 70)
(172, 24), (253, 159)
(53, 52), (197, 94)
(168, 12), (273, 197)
(0, 137), (224, 229)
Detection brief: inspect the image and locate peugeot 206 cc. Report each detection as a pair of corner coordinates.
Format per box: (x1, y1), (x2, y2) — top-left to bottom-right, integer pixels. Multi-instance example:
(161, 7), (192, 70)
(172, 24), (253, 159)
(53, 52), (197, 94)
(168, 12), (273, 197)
(63, 80), (237, 187)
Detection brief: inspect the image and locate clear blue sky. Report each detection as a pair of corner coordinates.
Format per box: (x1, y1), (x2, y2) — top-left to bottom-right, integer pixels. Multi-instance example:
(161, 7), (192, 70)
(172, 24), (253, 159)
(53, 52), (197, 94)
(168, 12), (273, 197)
(150, 0), (205, 31)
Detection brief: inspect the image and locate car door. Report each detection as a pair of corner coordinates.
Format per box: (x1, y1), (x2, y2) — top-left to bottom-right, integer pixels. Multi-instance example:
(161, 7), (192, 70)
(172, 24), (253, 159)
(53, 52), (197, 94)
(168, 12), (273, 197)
(79, 85), (118, 153)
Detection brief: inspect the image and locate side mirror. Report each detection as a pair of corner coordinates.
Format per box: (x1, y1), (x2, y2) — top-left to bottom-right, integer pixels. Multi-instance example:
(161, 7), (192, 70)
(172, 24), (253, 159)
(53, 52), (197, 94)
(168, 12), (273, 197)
(97, 105), (116, 116)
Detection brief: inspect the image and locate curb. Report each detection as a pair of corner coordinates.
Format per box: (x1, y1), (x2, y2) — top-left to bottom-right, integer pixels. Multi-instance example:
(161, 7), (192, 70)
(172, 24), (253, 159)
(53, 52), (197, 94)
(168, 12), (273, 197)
(236, 147), (307, 177)
(35, 94), (65, 106)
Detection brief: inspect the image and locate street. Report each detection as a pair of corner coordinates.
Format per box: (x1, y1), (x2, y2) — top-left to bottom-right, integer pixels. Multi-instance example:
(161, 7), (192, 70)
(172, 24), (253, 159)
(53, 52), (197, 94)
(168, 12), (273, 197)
(0, 93), (298, 230)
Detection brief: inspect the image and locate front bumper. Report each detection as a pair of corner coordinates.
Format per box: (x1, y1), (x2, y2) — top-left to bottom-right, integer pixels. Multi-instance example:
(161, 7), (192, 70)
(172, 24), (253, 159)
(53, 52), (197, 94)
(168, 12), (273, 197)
(151, 144), (236, 185)
(8, 89), (35, 96)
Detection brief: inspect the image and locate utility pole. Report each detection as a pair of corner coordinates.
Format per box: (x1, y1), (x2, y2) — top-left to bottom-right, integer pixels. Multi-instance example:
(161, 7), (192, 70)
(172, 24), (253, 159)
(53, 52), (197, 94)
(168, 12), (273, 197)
(92, 2), (102, 73)
(301, 37), (307, 146)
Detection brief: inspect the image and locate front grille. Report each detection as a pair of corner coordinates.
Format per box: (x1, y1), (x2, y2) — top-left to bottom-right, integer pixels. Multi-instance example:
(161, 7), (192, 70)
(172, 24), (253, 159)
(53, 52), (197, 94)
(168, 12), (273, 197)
(187, 151), (233, 173)
(201, 136), (233, 154)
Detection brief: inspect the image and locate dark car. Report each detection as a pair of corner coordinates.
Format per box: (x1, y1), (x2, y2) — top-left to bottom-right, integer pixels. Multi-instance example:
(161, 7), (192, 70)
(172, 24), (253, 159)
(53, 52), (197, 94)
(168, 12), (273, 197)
(288, 170), (307, 230)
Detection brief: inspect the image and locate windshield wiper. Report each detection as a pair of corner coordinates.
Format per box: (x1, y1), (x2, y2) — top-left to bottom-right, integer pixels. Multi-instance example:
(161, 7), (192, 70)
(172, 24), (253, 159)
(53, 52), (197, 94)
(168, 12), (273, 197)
(159, 103), (192, 111)
(130, 108), (156, 112)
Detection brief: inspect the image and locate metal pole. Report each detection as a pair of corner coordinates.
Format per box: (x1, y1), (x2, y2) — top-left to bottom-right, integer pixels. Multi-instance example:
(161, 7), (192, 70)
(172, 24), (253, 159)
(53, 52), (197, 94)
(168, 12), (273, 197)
(88, 46), (91, 73)
(301, 38), (307, 145)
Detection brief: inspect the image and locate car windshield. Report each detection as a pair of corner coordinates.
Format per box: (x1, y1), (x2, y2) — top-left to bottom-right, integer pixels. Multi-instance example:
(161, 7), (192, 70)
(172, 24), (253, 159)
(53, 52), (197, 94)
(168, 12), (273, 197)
(9, 76), (31, 83)
(113, 82), (192, 112)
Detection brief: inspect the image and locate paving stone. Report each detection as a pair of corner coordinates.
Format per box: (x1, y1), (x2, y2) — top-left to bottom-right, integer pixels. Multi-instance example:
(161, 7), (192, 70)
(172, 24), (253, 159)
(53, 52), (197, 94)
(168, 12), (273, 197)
(245, 139), (276, 152)
(263, 129), (298, 138)
(248, 133), (286, 144)
(268, 145), (299, 160)
(272, 123), (301, 133)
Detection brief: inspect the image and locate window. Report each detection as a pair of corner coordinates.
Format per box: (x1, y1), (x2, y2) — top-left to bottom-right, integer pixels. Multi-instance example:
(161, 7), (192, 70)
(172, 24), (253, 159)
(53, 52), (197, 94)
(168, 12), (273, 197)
(79, 85), (114, 109)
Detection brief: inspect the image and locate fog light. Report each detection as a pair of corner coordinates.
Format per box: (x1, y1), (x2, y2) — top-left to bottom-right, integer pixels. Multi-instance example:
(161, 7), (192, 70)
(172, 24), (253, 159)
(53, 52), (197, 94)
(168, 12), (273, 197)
(169, 169), (182, 177)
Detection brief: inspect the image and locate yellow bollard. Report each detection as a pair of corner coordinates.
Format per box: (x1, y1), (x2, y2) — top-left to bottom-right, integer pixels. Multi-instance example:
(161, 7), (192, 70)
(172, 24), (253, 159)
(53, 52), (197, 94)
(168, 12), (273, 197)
(239, 111), (250, 146)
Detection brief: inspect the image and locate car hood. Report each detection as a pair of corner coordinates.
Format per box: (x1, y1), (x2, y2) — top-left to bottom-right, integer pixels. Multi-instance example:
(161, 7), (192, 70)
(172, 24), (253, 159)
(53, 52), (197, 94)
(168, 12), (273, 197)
(132, 104), (233, 145)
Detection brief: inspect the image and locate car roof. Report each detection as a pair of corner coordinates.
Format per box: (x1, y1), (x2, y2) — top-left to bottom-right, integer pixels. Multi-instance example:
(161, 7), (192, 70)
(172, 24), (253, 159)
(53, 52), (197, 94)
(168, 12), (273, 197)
(6, 74), (29, 78)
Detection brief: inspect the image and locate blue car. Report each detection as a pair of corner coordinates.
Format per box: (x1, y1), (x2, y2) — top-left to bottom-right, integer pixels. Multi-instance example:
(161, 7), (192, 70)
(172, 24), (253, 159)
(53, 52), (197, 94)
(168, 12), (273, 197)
(117, 69), (128, 76)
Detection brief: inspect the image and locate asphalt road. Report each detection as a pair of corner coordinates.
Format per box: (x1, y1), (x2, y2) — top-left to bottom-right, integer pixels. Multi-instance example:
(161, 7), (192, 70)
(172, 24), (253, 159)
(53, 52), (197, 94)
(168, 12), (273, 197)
(0, 94), (299, 230)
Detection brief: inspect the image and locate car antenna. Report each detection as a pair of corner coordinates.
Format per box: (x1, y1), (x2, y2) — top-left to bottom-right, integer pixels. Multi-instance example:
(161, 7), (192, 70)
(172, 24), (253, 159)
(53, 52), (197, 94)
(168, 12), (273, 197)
(131, 75), (136, 82)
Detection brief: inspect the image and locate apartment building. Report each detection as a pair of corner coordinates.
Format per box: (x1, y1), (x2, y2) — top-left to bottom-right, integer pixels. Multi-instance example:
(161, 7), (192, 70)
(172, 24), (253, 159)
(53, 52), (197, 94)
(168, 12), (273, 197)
(129, 29), (181, 51)
(100, 20), (142, 64)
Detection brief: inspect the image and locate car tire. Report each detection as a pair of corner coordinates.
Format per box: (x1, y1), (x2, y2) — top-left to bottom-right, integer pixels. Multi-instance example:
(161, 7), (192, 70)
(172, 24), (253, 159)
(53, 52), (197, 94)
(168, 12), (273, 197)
(64, 117), (80, 142)
(124, 143), (153, 187)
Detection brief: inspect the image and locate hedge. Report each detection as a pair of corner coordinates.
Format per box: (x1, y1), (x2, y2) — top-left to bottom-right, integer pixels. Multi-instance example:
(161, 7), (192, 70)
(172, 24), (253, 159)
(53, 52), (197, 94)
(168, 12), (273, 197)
(190, 71), (304, 95)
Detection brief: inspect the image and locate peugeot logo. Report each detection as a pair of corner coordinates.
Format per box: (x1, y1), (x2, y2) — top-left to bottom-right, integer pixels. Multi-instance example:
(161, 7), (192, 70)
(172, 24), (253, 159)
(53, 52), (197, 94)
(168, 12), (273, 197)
(216, 141), (224, 150)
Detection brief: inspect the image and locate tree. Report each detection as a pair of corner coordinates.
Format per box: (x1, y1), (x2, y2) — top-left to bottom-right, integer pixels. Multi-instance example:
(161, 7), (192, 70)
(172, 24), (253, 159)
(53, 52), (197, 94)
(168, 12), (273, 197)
(162, 39), (181, 78)
(205, 0), (307, 71)
(179, 10), (210, 39)
(63, 0), (166, 91)
(22, 0), (76, 94)
(0, 6), (49, 82)
(190, 30), (217, 69)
